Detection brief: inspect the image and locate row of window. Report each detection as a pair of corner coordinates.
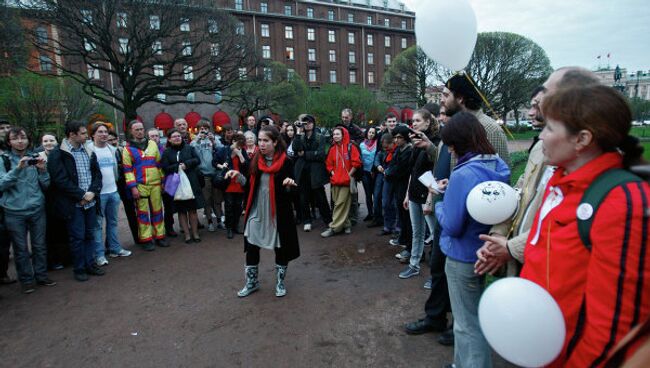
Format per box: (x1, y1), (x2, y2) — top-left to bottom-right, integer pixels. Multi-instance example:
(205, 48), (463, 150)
(307, 70), (376, 85)
(263, 25), (407, 48)
(234, 0), (409, 29)
(81, 9), (229, 34)
(262, 45), (391, 65)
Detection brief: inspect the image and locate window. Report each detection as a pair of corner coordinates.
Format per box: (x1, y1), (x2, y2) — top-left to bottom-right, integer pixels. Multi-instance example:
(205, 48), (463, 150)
(329, 70), (337, 83)
(239, 67), (247, 79)
(157, 93), (166, 102)
(348, 51), (355, 64)
(328, 30), (335, 43)
(308, 48), (316, 62)
(368, 71), (375, 84)
(187, 92), (195, 102)
(81, 9), (92, 25)
(288, 68), (295, 80)
(307, 7), (314, 18)
(385, 54), (391, 65)
(308, 69), (317, 82)
(285, 47), (294, 60)
(119, 38), (129, 54)
(84, 38), (95, 52)
(366, 15), (372, 25)
(384, 18), (389, 27)
(385, 36), (391, 47)
(348, 32), (355, 44)
(307, 28), (315, 41)
(328, 10), (334, 21)
(349, 70), (356, 84)
(329, 50), (336, 62)
(263, 67), (272, 81)
(182, 41), (192, 56)
(183, 65), (193, 80)
(208, 19), (218, 33)
(235, 0), (243, 11)
(39, 55), (53, 72)
(348, 13), (354, 23)
(260, 2), (268, 13)
(215, 68), (222, 81)
(236, 22), (245, 35)
(367, 34), (373, 46)
(152, 41), (162, 55)
(401, 37), (407, 49)
(87, 64), (100, 80)
(284, 5), (292, 16)
(117, 12), (127, 28)
(284, 26), (293, 39)
(262, 45), (271, 59)
(180, 18), (190, 32)
(150, 15), (160, 30)
(261, 24), (270, 37)
(153, 64), (164, 77)
(401, 20), (407, 29)
(367, 53), (374, 64)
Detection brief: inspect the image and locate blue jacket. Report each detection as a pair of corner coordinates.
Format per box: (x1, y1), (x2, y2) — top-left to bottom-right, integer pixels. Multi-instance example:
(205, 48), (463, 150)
(0, 151), (49, 214)
(359, 141), (376, 172)
(435, 154), (510, 263)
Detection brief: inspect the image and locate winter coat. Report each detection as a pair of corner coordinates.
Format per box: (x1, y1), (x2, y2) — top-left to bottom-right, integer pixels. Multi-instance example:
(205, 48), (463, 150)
(47, 139), (103, 219)
(325, 128), (362, 187)
(292, 132), (330, 188)
(435, 154), (510, 263)
(160, 142), (204, 207)
(0, 150), (49, 214)
(408, 130), (441, 204)
(521, 152), (650, 367)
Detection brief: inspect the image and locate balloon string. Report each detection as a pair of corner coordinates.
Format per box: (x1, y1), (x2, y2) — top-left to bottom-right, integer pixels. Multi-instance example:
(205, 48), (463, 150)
(462, 73), (515, 140)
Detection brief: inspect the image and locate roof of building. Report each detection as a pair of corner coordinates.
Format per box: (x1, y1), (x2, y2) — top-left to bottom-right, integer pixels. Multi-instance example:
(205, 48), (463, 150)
(304, 0), (411, 13)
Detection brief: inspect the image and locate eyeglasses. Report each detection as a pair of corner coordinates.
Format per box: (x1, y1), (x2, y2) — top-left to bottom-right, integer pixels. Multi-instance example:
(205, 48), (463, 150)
(394, 135), (404, 139)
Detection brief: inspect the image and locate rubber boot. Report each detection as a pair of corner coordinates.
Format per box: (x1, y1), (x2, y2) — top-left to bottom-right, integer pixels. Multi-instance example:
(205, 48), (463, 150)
(237, 265), (259, 297)
(275, 265), (287, 297)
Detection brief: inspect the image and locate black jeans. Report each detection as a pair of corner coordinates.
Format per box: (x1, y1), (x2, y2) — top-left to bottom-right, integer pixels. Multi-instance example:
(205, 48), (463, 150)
(0, 214), (11, 278)
(424, 217), (451, 324)
(118, 184), (141, 244)
(162, 192), (175, 233)
(224, 192), (244, 231)
(246, 245), (289, 266)
(361, 171), (374, 217)
(395, 182), (412, 249)
(299, 173), (332, 225)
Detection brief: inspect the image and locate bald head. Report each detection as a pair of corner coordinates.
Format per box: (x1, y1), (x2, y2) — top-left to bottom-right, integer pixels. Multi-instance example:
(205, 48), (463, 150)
(544, 67), (600, 95)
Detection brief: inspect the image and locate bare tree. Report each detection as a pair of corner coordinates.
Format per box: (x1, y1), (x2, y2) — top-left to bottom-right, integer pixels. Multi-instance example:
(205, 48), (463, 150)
(0, 3), (27, 74)
(22, 0), (260, 120)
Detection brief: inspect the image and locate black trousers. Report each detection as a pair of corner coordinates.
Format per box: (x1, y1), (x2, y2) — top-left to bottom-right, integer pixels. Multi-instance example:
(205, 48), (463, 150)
(299, 173), (332, 225)
(224, 192), (244, 231)
(118, 184), (141, 244)
(395, 183), (412, 249)
(246, 245), (289, 266)
(0, 218), (11, 277)
(45, 210), (71, 267)
(424, 217), (451, 323)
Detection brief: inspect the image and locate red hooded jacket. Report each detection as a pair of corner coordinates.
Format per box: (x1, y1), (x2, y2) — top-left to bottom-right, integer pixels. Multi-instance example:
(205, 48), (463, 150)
(521, 152), (650, 367)
(326, 127), (361, 187)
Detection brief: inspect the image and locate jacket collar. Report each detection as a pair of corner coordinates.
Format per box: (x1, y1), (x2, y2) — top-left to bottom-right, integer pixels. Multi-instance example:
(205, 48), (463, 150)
(61, 138), (94, 157)
(549, 152), (622, 189)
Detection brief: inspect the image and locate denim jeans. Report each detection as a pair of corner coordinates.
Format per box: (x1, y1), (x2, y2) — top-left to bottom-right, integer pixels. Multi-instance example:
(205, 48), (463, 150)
(361, 171), (374, 216)
(95, 191), (123, 258)
(372, 172), (384, 222)
(67, 206), (99, 274)
(408, 201), (436, 271)
(4, 208), (48, 284)
(382, 179), (397, 232)
(445, 258), (492, 368)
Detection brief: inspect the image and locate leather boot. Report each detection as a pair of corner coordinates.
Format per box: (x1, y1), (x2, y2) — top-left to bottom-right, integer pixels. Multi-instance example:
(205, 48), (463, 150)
(275, 265), (287, 297)
(237, 265), (259, 297)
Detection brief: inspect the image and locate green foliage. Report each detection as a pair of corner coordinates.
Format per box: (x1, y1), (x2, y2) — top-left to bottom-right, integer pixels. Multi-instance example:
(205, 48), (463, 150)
(509, 150), (529, 186)
(305, 84), (387, 127)
(628, 97), (650, 122)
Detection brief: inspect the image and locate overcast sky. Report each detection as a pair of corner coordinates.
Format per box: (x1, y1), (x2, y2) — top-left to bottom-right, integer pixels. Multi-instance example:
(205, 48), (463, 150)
(404, 0), (650, 74)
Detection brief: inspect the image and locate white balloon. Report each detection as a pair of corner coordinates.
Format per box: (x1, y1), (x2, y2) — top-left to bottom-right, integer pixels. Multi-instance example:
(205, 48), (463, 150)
(466, 181), (518, 225)
(415, 0), (477, 71)
(479, 278), (566, 368)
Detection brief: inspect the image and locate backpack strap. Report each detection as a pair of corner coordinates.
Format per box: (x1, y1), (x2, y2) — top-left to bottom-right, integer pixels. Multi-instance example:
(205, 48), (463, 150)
(578, 169), (643, 251)
(1, 154), (10, 172)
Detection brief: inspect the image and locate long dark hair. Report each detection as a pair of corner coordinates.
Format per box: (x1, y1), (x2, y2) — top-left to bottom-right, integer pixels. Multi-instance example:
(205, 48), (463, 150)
(440, 111), (495, 157)
(249, 126), (286, 178)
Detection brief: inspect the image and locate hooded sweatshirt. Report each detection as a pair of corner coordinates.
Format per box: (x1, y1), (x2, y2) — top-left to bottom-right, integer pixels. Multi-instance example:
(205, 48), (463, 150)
(0, 150), (49, 214)
(435, 154), (510, 263)
(325, 127), (361, 187)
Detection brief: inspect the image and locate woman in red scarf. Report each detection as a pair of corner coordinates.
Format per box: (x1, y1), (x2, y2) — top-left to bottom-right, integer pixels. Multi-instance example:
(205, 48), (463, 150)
(226, 126), (299, 298)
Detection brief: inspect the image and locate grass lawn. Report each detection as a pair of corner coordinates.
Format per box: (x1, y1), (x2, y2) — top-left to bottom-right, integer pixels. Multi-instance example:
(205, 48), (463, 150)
(507, 126), (650, 141)
(642, 142), (650, 161)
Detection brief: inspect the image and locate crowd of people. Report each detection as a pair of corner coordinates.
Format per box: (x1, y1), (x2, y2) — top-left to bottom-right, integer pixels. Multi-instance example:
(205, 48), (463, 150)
(0, 68), (648, 367)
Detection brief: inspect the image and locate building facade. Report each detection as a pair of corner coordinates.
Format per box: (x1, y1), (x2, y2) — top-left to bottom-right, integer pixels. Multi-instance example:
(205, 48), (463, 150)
(595, 67), (650, 101)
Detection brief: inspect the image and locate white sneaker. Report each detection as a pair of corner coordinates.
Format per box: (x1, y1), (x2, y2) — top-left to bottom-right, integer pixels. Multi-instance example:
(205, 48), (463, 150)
(109, 249), (132, 258)
(303, 223), (312, 232)
(208, 223), (216, 232)
(217, 222), (226, 230)
(320, 228), (335, 238)
(344, 227), (351, 234)
(96, 256), (109, 266)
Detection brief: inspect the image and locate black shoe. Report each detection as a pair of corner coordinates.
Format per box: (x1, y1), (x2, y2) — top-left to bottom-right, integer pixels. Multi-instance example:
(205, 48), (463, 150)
(167, 230), (178, 238)
(37, 278), (57, 287)
(378, 229), (392, 236)
(142, 241), (156, 251)
(367, 221), (382, 228)
(185, 237), (193, 244)
(74, 272), (89, 282)
(0, 275), (17, 285)
(193, 237), (201, 243)
(404, 318), (447, 335)
(197, 222), (205, 229)
(227, 229), (234, 239)
(437, 328), (454, 346)
(86, 265), (106, 276)
(156, 238), (170, 247)
(363, 215), (373, 222)
(21, 283), (36, 294)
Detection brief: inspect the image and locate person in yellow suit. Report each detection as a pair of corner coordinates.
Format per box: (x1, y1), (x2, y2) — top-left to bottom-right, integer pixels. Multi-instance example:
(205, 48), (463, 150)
(122, 120), (168, 250)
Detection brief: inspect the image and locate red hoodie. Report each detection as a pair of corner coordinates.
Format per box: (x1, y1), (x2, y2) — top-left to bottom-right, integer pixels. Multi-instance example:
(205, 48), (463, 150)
(326, 127), (362, 186)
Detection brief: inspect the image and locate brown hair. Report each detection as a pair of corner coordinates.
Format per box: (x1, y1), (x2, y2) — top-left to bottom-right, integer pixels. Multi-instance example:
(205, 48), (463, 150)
(414, 108), (439, 136)
(542, 85), (643, 167)
(196, 119), (212, 130)
(249, 126), (286, 178)
(91, 122), (110, 137)
(5, 126), (31, 148)
(440, 111), (495, 157)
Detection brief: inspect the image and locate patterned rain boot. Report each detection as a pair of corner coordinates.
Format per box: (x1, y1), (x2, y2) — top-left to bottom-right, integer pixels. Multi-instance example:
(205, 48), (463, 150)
(237, 265), (260, 297)
(275, 265), (287, 297)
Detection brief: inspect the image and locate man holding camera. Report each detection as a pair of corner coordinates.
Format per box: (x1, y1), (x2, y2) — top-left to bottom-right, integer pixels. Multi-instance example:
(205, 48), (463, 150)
(191, 119), (224, 232)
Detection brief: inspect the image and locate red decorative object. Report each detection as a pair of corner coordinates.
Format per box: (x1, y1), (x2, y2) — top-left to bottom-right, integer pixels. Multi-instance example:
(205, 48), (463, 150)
(154, 112), (174, 130)
(184, 111), (202, 128)
(122, 115), (143, 133)
(212, 111), (231, 127)
(401, 108), (414, 123)
(387, 106), (401, 119)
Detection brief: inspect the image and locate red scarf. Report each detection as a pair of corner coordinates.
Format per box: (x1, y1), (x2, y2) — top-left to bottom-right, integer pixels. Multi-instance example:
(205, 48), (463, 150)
(385, 146), (396, 163)
(244, 152), (287, 221)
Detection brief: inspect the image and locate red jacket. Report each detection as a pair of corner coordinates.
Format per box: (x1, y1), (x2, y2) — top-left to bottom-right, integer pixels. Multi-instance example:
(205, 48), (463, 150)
(521, 152), (650, 367)
(326, 128), (361, 187)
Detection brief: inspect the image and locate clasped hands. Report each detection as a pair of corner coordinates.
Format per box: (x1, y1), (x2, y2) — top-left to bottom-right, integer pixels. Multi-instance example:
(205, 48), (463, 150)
(474, 233), (511, 275)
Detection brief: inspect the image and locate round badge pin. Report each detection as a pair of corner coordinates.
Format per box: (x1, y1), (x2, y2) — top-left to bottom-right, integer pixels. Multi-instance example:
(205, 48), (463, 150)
(577, 203), (594, 221)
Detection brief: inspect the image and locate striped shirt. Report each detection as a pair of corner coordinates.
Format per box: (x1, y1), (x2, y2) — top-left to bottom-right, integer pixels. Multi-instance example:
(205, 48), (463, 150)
(66, 140), (95, 209)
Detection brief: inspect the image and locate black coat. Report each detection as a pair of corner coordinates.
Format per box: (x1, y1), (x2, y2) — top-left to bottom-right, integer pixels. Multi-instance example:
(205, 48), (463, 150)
(47, 141), (103, 220)
(244, 158), (300, 262)
(408, 132), (441, 204)
(384, 143), (412, 199)
(292, 132), (329, 189)
(160, 143), (204, 207)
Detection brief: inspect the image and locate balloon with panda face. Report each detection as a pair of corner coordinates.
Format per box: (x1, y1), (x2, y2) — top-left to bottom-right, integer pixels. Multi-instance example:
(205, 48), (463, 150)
(466, 181), (519, 225)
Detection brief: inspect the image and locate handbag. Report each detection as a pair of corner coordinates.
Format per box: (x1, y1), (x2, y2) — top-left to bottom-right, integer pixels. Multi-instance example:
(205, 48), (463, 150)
(164, 173), (180, 197)
(212, 167), (229, 190)
(174, 166), (195, 201)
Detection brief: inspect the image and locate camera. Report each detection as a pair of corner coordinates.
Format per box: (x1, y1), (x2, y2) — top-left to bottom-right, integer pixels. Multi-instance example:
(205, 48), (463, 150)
(27, 153), (40, 165)
(294, 120), (304, 128)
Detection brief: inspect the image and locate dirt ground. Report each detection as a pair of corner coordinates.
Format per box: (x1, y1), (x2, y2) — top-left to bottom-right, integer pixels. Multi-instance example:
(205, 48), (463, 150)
(0, 198), (517, 368)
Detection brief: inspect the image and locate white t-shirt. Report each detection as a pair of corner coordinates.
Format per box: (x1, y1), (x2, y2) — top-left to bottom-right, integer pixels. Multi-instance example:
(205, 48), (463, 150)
(95, 146), (118, 194)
